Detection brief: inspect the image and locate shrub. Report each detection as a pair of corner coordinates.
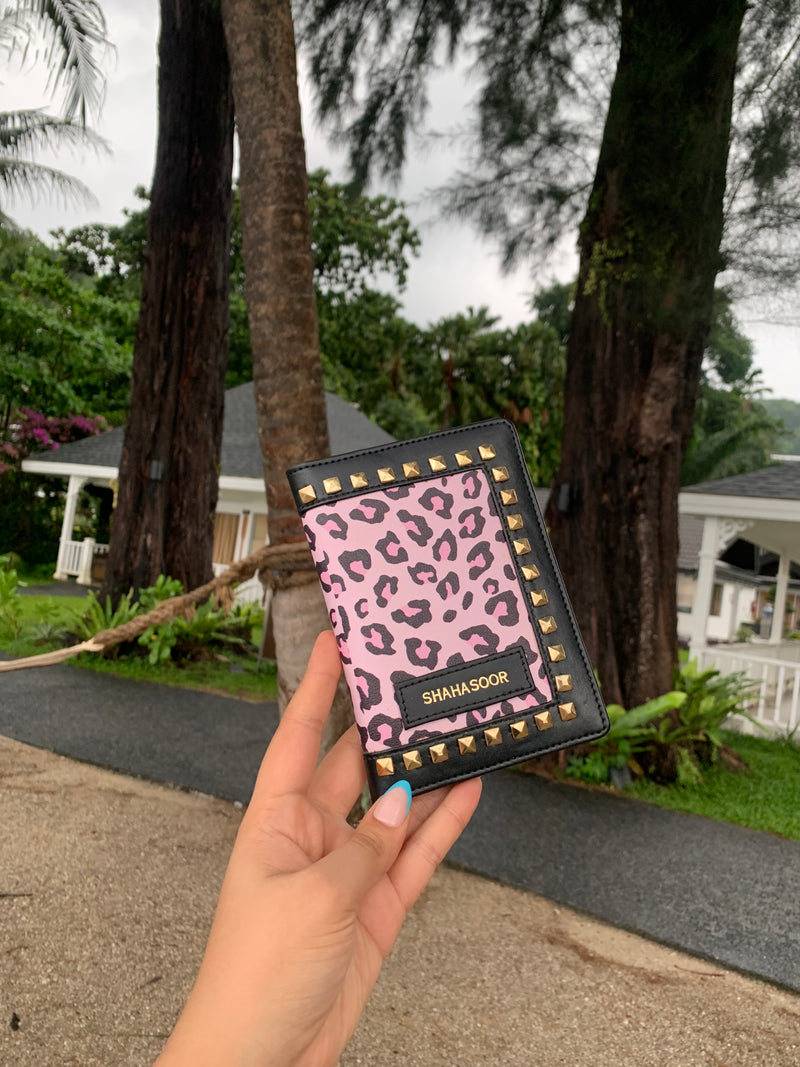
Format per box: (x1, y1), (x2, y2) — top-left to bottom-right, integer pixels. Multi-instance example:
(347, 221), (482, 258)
(565, 660), (758, 787)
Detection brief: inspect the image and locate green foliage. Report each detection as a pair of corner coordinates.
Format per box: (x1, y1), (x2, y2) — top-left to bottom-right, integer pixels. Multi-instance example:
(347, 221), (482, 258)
(566, 662), (757, 787)
(627, 730), (800, 841)
(763, 398), (800, 455)
(63, 575), (264, 667)
(71, 589), (140, 641)
(137, 598), (263, 666)
(301, 2), (800, 290)
(682, 290), (782, 484)
(0, 555), (24, 639)
(137, 573), (184, 610)
(0, 236), (135, 423)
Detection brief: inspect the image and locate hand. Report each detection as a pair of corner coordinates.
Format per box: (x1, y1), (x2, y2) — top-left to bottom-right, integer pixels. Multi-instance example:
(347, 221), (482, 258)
(156, 630), (482, 1067)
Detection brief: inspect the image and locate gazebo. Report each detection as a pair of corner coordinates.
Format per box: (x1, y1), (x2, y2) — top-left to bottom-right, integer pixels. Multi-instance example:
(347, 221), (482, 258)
(679, 461), (800, 733)
(21, 383), (394, 588)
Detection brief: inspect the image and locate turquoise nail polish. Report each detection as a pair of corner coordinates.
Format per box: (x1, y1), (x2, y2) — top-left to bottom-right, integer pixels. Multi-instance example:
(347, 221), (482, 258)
(374, 779), (412, 827)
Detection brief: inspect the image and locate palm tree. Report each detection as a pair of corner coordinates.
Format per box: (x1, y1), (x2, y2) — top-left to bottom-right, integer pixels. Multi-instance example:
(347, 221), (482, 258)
(0, 1), (109, 225)
(221, 0), (352, 750)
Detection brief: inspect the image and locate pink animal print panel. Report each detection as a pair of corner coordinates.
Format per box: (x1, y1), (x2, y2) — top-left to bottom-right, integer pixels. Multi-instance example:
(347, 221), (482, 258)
(302, 467), (553, 753)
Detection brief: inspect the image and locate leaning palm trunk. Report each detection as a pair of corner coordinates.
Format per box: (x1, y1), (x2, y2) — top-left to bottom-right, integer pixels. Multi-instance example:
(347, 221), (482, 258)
(221, 0), (352, 750)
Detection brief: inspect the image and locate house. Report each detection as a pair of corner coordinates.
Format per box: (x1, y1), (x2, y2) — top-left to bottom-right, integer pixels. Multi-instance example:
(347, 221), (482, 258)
(679, 461), (800, 650)
(21, 383), (394, 584)
(679, 460), (800, 736)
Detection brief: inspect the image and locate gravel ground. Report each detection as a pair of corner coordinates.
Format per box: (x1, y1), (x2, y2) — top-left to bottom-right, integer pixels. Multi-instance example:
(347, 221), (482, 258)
(1, 736), (797, 1067)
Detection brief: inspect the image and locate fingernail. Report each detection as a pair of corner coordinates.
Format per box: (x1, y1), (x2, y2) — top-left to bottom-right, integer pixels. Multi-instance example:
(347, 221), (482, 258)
(374, 780), (412, 827)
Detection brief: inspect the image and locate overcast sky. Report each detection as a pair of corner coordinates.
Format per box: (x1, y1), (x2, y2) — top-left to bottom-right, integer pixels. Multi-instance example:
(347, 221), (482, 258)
(5, 1), (800, 403)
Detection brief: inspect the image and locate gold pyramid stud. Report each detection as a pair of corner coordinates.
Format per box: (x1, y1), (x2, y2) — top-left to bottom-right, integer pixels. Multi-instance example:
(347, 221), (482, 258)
(555, 674), (573, 693)
(521, 564), (540, 581)
(538, 616), (558, 634)
(513, 538), (531, 556)
(455, 449), (473, 467)
(530, 589), (549, 607)
(500, 489), (518, 506)
(478, 444), (497, 460)
(403, 460), (421, 478)
(548, 644), (566, 662)
(510, 720), (529, 740)
(507, 514), (524, 531)
(350, 472), (368, 489)
(376, 757), (394, 777)
(458, 735), (477, 755)
(298, 484), (316, 504)
(559, 702), (578, 721)
(428, 455), (447, 472)
(491, 466), (509, 482)
(403, 750), (423, 771)
(534, 710), (553, 731)
(429, 743), (449, 764)
(377, 467), (395, 484)
(484, 726), (502, 747)
(323, 476), (342, 494)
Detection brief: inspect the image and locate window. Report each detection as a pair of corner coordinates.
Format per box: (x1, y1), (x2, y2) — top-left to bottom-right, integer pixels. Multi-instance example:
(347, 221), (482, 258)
(213, 513), (239, 565)
(710, 582), (723, 617)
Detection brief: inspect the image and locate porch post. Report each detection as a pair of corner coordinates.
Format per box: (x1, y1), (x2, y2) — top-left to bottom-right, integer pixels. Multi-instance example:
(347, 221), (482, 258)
(689, 516), (719, 658)
(53, 475), (87, 580)
(76, 538), (96, 586)
(769, 550), (791, 644)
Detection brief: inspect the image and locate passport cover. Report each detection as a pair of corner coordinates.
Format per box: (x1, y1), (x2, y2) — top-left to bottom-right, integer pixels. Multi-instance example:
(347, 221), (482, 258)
(287, 419), (608, 799)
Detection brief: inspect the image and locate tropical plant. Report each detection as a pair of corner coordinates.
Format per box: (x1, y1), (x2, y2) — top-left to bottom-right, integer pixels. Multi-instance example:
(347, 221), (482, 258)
(0, 1), (110, 225)
(0, 554), (24, 638)
(137, 598), (263, 666)
(70, 588), (140, 642)
(565, 661), (758, 787)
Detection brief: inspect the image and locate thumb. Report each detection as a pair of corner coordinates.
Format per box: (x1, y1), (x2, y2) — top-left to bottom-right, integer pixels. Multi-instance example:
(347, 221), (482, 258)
(316, 781), (412, 909)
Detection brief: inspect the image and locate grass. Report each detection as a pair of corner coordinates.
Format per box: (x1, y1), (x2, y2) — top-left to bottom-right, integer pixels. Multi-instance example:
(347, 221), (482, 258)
(72, 650), (278, 702)
(2, 592), (278, 702)
(623, 729), (800, 841)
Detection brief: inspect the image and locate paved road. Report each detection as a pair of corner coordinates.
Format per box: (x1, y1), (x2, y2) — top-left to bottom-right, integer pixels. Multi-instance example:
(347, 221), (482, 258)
(1, 659), (798, 991)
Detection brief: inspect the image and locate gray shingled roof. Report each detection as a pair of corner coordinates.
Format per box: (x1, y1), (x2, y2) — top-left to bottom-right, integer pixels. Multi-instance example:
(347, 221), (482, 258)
(27, 384), (394, 477)
(683, 462), (800, 500)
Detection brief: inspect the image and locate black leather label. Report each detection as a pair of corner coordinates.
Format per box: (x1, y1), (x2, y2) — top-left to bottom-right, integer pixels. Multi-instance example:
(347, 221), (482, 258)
(396, 647), (534, 728)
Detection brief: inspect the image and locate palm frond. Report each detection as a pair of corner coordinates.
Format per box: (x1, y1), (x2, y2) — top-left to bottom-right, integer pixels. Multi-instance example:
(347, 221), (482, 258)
(0, 156), (96, 211)
(11, 1), (110, 124)
(0, 107), (107, 155)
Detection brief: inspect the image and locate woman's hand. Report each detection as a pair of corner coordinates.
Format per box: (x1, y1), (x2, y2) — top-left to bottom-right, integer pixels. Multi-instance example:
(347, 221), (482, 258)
(156, 629), (482, 1067)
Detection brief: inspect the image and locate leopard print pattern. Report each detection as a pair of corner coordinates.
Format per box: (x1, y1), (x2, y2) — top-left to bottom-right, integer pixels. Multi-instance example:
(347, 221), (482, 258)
(303, 468), (552, 753)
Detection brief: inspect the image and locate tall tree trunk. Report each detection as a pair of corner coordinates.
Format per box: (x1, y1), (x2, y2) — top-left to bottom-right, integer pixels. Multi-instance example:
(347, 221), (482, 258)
(545, 0), (746, 708)
(102, 0), (234, 600)
(221, 0), (352, 747)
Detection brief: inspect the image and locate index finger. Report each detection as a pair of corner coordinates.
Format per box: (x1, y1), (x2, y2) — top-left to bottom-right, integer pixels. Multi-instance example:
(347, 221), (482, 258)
(250, 629), (342, 803)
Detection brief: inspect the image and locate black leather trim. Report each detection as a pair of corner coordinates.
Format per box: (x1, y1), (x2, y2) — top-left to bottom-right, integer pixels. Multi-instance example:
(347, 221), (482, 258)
(287, 418), (609, 800)
(396, 646), (534, 728)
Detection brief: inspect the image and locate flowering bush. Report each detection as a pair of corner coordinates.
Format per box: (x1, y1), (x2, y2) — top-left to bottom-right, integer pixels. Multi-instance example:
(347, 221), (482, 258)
(0, 409), (108, 476)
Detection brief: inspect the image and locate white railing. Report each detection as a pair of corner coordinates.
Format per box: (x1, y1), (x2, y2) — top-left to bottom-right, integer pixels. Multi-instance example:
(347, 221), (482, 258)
(56, 538), (108, 584)
(212, 563), (265, 606)
(693, 645), (800, 737)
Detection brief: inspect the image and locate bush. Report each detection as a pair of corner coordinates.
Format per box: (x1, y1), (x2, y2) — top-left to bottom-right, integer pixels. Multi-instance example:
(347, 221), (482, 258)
(137, 599), (263, 665)
(64, 575), (264, 666)
(0, 556), (25, 639)
(565, 660), (758, 787)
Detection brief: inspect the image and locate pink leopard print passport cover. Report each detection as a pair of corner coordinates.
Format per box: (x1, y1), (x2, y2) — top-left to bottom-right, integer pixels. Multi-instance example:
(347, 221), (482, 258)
(289, 419), (609, 797)
(302, 466), (553, 754)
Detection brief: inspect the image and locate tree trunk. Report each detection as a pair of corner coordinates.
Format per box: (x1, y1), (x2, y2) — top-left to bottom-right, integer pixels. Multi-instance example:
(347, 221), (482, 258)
(221, 0), (352, 742)
(101, 0), (234, 600)
(545, 0), (746, 708)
